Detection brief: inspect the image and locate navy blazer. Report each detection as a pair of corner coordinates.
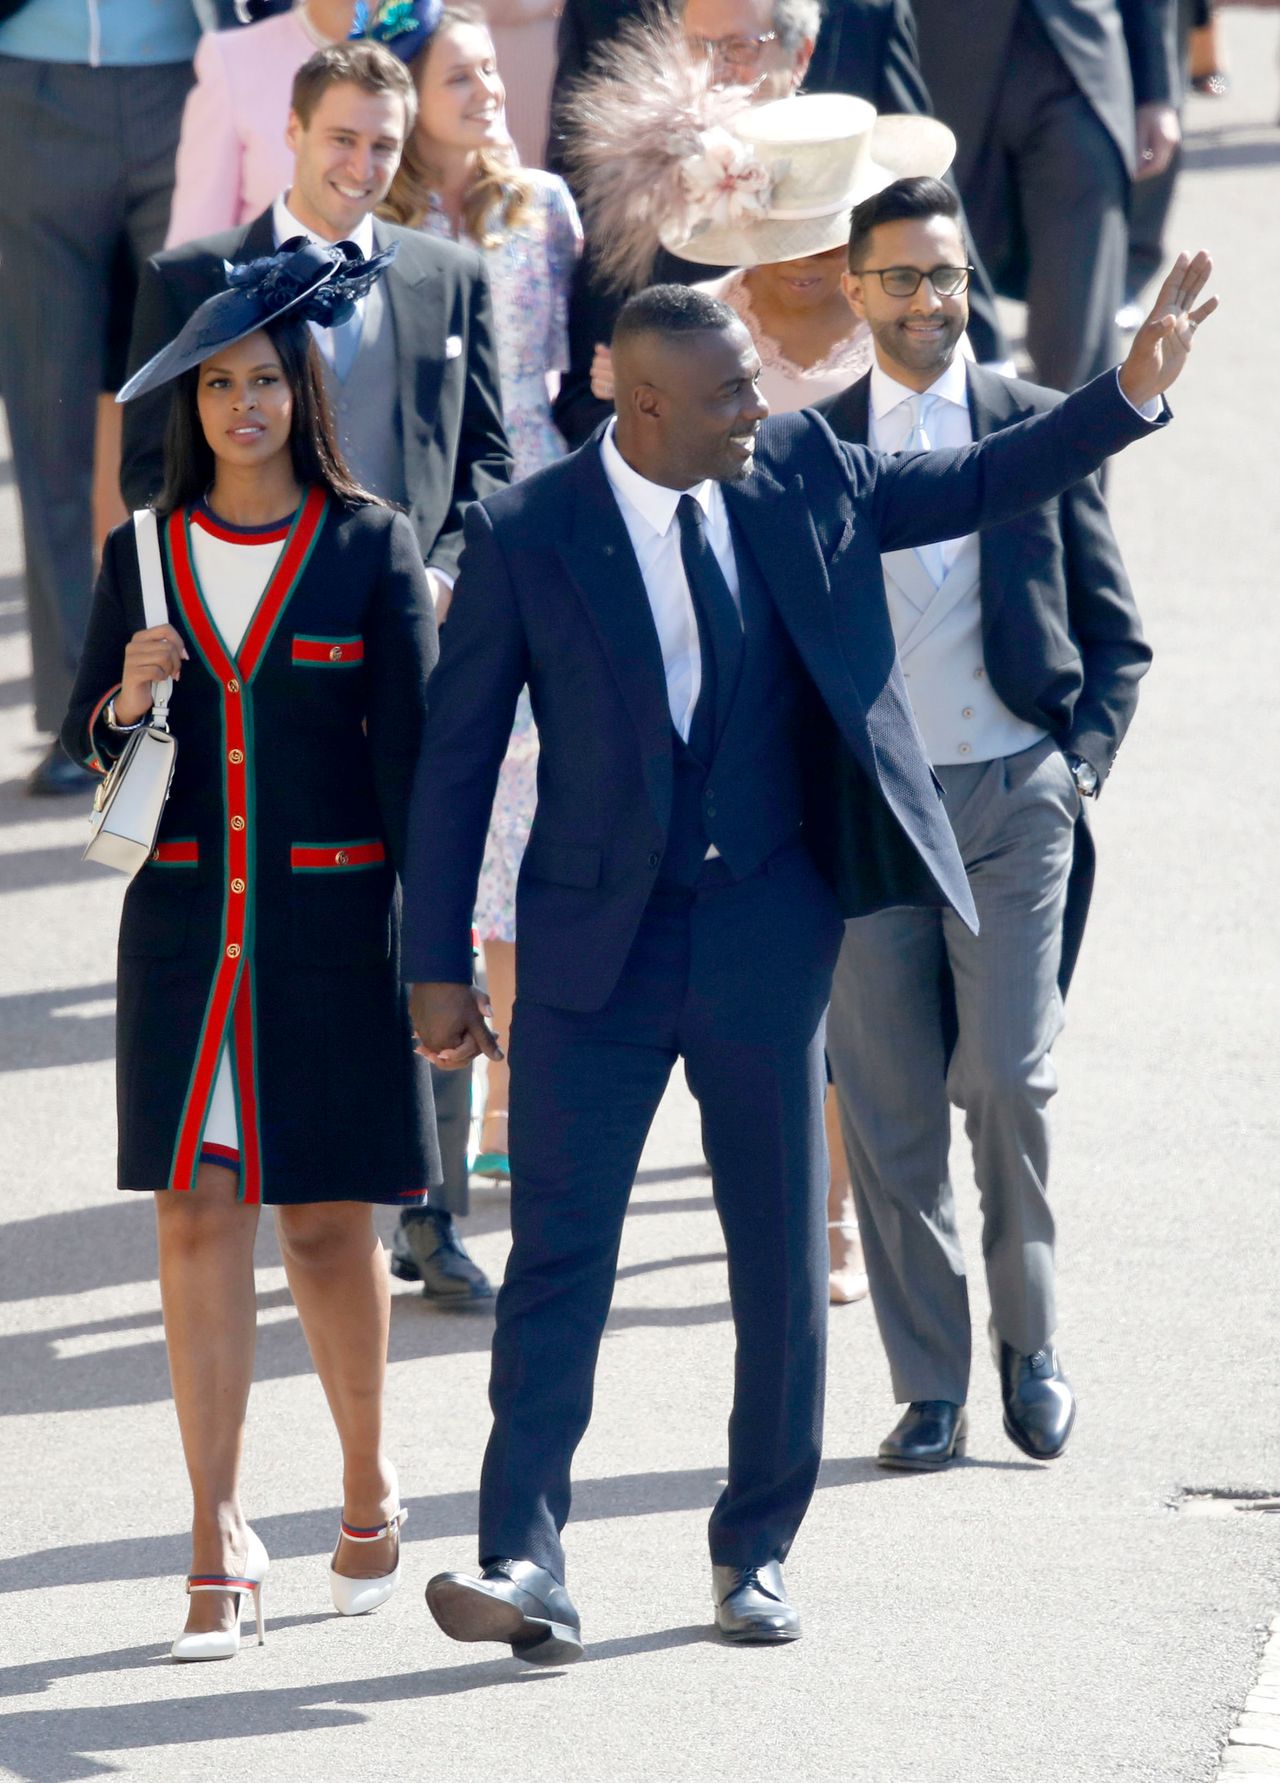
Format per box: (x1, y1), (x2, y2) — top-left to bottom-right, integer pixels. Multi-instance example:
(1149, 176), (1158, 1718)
(816, 361), (1152, 990)
(401, 368), (1164, 1013)
(120, 210), (513, 580)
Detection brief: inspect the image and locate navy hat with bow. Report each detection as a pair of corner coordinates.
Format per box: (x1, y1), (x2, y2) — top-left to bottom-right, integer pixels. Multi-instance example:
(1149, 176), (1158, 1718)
(116, 237), (399, 404)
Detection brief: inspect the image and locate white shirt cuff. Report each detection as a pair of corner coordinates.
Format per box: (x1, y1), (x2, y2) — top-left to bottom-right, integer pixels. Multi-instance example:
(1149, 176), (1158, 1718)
(1115, 368), (1163, 422)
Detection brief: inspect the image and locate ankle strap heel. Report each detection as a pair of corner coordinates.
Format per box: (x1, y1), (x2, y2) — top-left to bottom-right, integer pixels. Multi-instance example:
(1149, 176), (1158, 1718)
(330, 1507), (407, 1617)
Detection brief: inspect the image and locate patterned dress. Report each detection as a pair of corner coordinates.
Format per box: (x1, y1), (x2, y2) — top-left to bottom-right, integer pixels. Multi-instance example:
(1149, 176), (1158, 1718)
(423, 171), (582, 941)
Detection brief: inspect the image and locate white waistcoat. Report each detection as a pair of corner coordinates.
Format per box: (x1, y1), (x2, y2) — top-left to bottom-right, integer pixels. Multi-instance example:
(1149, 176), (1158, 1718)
(881, 535), (1048, 767)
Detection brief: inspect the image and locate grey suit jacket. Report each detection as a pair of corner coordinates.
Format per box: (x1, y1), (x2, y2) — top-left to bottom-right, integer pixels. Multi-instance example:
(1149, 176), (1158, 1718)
(120, 209), (513, 578)
(912, 0), (1179, 178)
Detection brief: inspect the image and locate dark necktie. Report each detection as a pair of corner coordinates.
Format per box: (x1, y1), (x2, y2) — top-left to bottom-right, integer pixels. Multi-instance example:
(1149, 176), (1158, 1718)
(676, 493), (743, 759)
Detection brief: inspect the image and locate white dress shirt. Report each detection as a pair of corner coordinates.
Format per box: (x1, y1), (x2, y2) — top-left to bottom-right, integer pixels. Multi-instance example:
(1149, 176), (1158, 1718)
(271, 193), (375, 369)
(868, 352), (974, 568)
(599, 421), (742, 743)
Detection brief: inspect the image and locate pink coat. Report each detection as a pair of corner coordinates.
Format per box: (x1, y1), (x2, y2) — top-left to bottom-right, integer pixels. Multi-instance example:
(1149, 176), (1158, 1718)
(165, 10), (316, 248)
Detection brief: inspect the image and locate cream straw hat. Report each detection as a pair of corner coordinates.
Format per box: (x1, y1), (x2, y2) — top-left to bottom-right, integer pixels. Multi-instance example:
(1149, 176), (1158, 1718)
(660, 92), (955, 269)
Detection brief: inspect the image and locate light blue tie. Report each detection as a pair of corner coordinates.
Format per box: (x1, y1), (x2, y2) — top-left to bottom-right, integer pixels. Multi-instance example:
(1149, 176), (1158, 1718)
(329, 306), (364, 383)
(899, 393), (947, 588)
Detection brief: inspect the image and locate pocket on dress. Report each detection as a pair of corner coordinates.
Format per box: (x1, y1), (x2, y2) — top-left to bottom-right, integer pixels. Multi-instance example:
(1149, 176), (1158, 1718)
(291, 635), (365, 668)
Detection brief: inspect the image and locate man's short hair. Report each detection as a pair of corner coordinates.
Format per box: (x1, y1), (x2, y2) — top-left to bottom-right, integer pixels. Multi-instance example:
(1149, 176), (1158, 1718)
(772, 0), (821, 56)
(613, 283), (740, 347)
(291, 42), (418, 136)
(847, 177), (961, 268)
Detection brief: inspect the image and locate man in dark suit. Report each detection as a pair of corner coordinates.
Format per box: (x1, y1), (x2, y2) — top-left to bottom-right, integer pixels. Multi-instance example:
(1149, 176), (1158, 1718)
(912, 0), (1181, 392)
(400, 258), (1210, 1659)
(549, 0), (1009, 449)
(817, 177), (1151, 1471)
(122, 40), (513, 1304)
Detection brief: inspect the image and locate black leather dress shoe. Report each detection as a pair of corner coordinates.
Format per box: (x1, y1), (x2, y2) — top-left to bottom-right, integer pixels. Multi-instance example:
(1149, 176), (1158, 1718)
(26, 744), (96, 798)
(426, 1559), (584, 1665)
(999, 1341), (1076, 1460)
(712, 1561), (800, 1644)
(877, 1400), (968, 1471)
(390, 1208), (493, 1304)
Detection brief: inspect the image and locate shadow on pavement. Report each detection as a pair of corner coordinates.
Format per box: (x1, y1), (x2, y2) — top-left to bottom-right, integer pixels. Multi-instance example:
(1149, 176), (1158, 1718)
(0, 1461), (895, 1597)
(0, 983), (116, 1071)
(0, 843), (114, 895)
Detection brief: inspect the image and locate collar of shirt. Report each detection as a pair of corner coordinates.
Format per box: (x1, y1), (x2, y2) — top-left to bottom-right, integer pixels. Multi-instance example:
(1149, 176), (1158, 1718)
(271, 194), (376, 261)
(870, 353), (970, 431)
(599, 421), (719, 540)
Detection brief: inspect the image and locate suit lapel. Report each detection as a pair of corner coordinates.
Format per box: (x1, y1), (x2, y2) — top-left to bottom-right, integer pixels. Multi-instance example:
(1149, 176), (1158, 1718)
(375, 221), (445, 481)
(966, 362), (1019, 626)
(240, 208), (279, 261)
(556, 442), (674, 829)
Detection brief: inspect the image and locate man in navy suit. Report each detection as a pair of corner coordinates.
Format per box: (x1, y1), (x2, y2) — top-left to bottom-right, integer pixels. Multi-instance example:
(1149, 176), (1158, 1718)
(401, 259), (1213, 1661)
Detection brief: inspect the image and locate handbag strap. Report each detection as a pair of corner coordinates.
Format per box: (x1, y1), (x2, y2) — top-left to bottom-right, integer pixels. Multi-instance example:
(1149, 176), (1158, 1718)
(133, 509), (173, 726)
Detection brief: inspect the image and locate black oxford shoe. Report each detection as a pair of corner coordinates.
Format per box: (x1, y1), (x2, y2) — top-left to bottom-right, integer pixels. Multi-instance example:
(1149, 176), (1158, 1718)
(877, 1400), (968, 1471)
(426, 1559), (584, 1665)
(390, 1209), (493, 1304)
(999, 1341), (1076, 1460)
(27, 744), (97, 798)
(712, 1561), (800, 1644)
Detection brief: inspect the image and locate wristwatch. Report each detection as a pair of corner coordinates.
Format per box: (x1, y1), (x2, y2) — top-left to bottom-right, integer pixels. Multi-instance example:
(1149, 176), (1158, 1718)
(1065, 752), (1099, 799)
(104, 698), (148, 734)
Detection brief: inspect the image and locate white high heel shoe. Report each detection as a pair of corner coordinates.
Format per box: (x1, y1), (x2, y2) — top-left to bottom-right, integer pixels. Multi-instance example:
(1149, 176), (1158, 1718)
(828, 1218), (870, 1306)
(329, 1507), (408, 1616)
(171, 1529), (270, 1661)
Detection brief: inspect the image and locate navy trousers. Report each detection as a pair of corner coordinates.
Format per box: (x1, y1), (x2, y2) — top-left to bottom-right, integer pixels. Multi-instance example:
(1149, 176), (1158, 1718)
(478, 844), (844, 1582)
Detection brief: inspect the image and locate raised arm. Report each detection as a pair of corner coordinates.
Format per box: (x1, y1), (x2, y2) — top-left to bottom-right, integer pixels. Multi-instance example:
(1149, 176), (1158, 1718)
(867, 252), (1217, 553)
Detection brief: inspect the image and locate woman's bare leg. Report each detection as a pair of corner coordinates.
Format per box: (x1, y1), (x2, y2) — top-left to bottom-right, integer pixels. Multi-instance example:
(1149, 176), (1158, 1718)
(479, 937), (516, 1158)
(275, 1201), (398, 1579)
(155, 1164), (260, 1635)
(826, 1084), (869, 1305)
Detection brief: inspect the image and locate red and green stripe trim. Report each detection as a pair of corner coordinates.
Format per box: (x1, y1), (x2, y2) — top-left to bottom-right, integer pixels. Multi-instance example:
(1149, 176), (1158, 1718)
(290, 839), (386, 873)
(237, 486), (328, 681)
(83, 682), (122, 772)
(231, 961), (263, 1207)
(292, 634), (364, 666)
(150, 838), (199, 868)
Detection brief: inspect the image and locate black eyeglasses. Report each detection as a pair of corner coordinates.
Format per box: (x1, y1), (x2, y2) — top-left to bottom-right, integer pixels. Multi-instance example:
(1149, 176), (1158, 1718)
(686, 29), (778, 66)
(860, 264), (974, 298)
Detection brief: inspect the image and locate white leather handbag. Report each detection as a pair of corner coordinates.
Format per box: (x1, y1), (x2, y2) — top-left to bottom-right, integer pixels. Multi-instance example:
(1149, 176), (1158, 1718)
(83, 509), (178, 878)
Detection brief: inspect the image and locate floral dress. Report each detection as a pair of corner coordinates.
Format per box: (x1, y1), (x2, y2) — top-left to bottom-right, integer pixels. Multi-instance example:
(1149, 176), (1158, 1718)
(423, 171), (582, 941)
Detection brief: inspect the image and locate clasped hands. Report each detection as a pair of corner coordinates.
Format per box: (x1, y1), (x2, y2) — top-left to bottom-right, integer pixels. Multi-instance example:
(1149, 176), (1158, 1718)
(411, 982), (504, 1069)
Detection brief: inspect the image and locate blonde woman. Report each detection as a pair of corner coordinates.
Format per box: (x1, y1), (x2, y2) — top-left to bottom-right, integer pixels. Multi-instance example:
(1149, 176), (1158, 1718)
(382, 4), (581, 1175)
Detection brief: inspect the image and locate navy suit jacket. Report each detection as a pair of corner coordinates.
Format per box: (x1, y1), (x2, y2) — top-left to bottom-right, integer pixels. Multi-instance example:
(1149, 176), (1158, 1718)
(816, 361), (1152, 990)
(401, 368), (1164, 1014)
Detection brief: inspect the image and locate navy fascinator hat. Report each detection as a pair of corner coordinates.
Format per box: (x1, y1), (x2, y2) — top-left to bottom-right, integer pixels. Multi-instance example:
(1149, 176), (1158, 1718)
(351, 0), (444, 62)
(116, 237), (399, 404)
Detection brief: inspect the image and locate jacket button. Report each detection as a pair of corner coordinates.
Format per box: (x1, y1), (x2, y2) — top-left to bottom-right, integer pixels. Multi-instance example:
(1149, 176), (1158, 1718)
(226, 677), (240, 695)
(329, 645), (344, 662)
(228, 748), (244, 765)
(957, 743), (972, 756)
(962, 707), (974, 719)
(231, 815), (246, 831)
(648, 850), (660, 869)
(335, 849), (350, 866)
(231, 877), (245, 894)
(973, 666), (985, 679)
(226, 943), (241, 959)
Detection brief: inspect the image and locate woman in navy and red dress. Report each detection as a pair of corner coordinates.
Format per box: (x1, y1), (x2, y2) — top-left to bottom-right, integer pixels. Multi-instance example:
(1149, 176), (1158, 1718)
(63, 241), (441, 1660)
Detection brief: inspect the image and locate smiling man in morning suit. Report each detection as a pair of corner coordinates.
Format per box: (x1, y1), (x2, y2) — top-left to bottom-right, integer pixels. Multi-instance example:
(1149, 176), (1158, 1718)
(400, 248), (1214, 1660)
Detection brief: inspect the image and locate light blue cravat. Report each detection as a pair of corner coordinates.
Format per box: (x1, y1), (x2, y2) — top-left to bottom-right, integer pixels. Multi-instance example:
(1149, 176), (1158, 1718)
(898, 392), (947, 588)
(329, 308), (365, 383)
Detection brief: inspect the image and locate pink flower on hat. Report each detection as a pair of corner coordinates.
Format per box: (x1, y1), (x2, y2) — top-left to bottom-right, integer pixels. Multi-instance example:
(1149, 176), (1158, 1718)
(677, 128), (774, 236)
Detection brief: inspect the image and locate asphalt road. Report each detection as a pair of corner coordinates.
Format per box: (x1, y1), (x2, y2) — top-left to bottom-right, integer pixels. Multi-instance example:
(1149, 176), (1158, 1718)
(1, 15), (1278, 1780)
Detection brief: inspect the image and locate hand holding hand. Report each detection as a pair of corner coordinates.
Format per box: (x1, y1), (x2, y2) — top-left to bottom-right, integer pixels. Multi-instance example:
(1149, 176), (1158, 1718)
(116, 623), (188, 725)
(1134, 101), (1180, 181)
(410, 981), (503, 1069)
(1117, 250), (1218, 409)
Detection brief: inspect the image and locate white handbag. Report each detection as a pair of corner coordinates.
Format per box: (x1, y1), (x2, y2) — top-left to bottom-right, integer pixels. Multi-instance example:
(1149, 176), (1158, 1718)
(83, 509), (179, 877)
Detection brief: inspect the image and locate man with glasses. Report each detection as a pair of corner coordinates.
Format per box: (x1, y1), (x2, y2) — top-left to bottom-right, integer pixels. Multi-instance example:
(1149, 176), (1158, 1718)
(547, 0), (1009, 446)
(816, 177), (1151, 1471)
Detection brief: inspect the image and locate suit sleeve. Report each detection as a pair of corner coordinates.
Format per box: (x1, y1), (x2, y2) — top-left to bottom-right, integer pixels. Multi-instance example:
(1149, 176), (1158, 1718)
(552, 242), (620, 448)
(60, 527), (135, 773)
(365, 511), (439, 878)
(427, 262), (514, 581)
(862, 371), (1168, 553)
(1120, 0), (1180, 108)
(164, 35), (242, 250)
(120, 258), (188, 510)
(1057, 475), (1152, 783)
(874, 0), (934, 113)
(400, 503), (530, 984)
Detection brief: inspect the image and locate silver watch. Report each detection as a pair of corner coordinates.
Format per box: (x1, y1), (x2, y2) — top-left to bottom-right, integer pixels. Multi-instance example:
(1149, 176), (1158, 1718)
(105, 698), (148, 734)
(1066, 753), (1099, 798)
